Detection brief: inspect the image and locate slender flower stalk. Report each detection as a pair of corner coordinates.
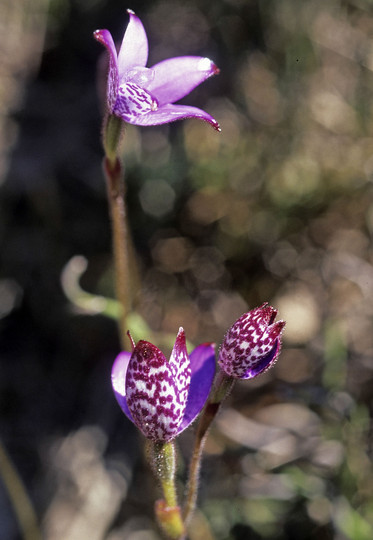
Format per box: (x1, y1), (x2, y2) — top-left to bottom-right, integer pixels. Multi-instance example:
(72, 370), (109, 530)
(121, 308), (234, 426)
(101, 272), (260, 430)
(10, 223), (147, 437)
(183, 370), (234, 526)
(150, 441), (178, 507)
(102, 117), (131, 347)
(183, 304), (285, 527)
(148, 441), (186, 539)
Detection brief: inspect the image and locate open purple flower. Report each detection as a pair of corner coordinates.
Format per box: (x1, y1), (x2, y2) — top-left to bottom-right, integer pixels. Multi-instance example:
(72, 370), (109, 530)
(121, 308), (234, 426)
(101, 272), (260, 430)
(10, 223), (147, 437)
(218, 304), (285, 379)
(112, 328), (216, 441)
(94, 10), (220, 130)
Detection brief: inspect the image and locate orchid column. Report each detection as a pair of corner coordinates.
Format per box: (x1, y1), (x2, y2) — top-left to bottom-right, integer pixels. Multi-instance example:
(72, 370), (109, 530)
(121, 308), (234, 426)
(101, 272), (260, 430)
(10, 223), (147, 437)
(94, 10), (220, 345)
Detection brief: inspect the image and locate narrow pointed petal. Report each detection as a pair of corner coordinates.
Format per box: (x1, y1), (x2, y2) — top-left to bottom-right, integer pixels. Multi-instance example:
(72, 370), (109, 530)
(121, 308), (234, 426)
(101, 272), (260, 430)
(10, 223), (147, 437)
(179, 343), (216, 432)
(93, 29), (119, 111)
(148, 56), (219, 106)
(111, 351), (134, 422)
(125, 341), (188, 441)
(169, 328), (191, 410)
(117, 10), (148, 78)
(126, 103), (220, 130)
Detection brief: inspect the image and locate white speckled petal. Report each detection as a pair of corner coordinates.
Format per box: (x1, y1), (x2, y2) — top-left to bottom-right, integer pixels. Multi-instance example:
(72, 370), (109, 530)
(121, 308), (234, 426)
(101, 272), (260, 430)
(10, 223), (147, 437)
(125, 339), (190, 441)
(168, 328), (191, 413)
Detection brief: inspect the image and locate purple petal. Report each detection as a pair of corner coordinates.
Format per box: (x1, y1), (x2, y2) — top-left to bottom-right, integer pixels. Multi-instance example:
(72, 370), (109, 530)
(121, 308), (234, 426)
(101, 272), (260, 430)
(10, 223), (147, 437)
(178, 343), (216, 432)
(242, 339), (281, 379)
(117, 10), (148, 78)
(111, 351), (134, 422)
(148, 56), (219, 106)
(93, 29), (119, 111)
(126, 103), (221, 130)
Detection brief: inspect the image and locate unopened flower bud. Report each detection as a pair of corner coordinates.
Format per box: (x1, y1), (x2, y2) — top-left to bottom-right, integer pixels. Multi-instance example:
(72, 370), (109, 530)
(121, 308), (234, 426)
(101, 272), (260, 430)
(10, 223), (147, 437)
(218, 303), (285, 379)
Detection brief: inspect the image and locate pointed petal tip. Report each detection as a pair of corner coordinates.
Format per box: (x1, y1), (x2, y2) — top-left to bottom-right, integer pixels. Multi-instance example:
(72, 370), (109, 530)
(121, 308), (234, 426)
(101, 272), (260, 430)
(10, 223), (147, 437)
(197, 58), (220, 76)
(276, 320), (286, 333)
(127, 330), (136, 351)
(126, 9), (140, 22)
(93, 29), (104, 42)
(209, 118), (221, 132)
(175, 327), (186, 346)
(197, 115), (221, 132)
(211, 63), (220, 76)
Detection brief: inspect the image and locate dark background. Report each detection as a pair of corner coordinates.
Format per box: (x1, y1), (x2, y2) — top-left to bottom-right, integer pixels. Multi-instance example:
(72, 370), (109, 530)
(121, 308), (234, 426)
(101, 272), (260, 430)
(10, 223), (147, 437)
(1, 0), (373, 539)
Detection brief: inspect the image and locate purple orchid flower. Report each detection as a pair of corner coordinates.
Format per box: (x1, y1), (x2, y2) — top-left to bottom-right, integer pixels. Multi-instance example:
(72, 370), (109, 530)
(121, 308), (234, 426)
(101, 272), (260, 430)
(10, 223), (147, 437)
(112, 328), (216, 441)
(94, 9), (220, 130)
(218, 304), (285, 379)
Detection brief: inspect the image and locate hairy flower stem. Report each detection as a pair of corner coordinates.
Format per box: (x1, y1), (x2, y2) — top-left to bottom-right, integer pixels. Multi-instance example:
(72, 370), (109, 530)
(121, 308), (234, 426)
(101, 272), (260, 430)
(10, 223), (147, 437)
(147, 441), (186, 539)
(183, 370), (235, 526)
(102, 114), (133, 347)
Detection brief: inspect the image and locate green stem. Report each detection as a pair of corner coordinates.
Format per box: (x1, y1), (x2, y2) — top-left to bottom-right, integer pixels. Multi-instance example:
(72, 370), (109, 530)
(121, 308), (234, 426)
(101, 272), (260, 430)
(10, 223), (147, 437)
(0, 440), (42, 540)
(103, 114), (123, 168)
(103, 156), (131, 348)
(183, 370), (235, 526)
(147, 441), (186, 539)
(101, 114), (133, 348)
(153, 441), (178, 506)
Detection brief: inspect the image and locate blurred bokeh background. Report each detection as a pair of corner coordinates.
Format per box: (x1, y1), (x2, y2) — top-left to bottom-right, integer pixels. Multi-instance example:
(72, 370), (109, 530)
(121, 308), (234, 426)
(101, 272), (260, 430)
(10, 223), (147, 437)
(1, 0), (373, 538)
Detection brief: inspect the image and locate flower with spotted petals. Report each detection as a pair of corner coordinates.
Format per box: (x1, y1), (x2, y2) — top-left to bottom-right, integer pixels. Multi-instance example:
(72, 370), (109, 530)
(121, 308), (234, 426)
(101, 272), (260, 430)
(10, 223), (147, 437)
(112, 329), (216, 441)
(218, 304), (285, 379)
(94, 10), (220, 130)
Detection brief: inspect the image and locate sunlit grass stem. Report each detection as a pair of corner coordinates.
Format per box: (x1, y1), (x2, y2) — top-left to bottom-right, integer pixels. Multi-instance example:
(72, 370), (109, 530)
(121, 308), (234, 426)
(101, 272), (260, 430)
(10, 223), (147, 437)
(0, 440), (42, 540)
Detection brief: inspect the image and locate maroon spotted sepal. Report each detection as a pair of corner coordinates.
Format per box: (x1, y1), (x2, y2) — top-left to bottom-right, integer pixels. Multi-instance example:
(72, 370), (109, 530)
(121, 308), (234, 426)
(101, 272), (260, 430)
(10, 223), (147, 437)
(111, 330), (216, 441)
(125, 328), (191, 441)
(218, 304), (285, 379)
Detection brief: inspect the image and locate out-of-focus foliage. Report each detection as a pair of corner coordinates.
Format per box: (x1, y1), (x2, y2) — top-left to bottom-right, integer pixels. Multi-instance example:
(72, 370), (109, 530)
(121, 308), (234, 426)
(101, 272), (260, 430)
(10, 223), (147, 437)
(1, 0), (373, 539)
